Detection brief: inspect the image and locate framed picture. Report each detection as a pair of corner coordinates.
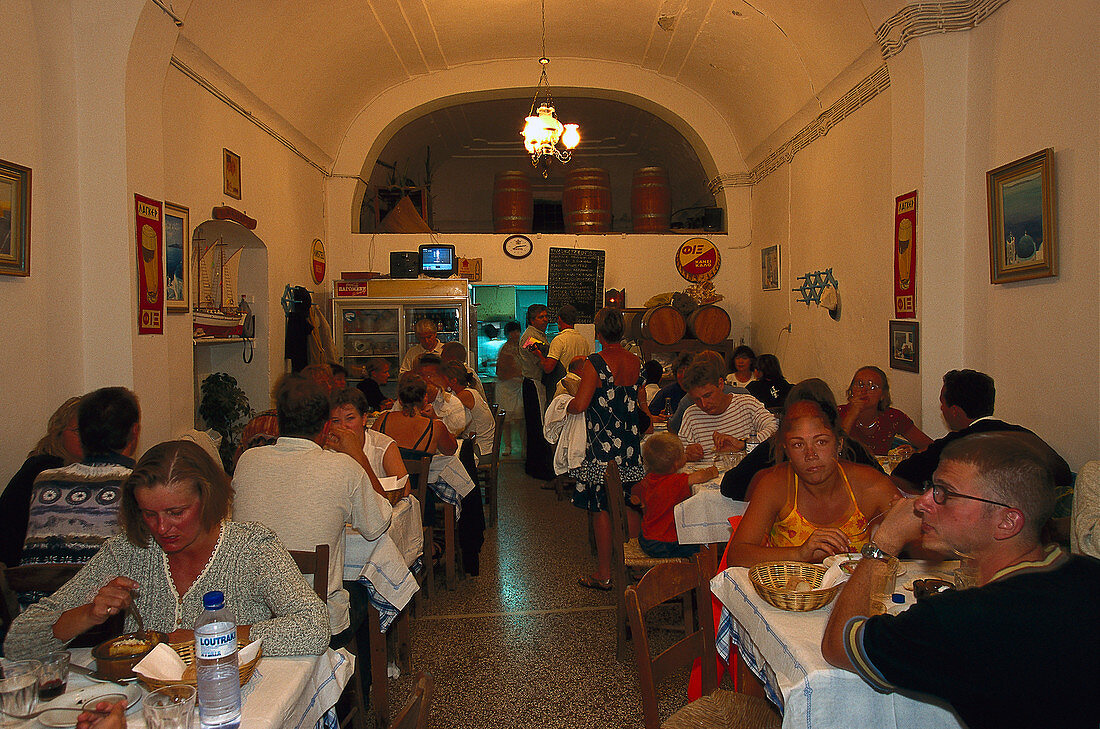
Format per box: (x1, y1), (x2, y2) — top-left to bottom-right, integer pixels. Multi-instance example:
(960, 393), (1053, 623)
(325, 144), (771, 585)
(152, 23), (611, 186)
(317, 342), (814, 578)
(987, 148), (1056, 284)
(889, 320), (919, 373)
(0, 158), (31, 276)
(761, 244), (780, 291)
(223, 148), (242, 200)
(164, 201), (189, 312)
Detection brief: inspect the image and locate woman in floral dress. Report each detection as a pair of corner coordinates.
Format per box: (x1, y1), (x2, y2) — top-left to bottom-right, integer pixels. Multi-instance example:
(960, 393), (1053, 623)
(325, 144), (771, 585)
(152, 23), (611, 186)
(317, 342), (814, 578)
(567, 307), (648, 590)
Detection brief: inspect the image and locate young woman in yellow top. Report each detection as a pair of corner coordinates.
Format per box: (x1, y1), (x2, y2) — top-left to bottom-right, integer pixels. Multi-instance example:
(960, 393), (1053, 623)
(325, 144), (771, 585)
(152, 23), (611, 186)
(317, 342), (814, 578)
(727, 399), (901, 567)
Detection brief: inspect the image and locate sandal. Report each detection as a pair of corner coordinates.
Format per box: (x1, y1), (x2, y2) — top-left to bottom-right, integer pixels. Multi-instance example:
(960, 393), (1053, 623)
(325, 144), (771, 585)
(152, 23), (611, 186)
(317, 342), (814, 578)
(578, 574), (613, 591)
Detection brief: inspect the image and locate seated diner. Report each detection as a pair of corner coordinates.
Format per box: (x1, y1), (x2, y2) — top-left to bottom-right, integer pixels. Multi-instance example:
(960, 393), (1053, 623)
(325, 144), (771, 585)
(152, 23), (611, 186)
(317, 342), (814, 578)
(839, 365), (932, 456)
(3, 440), (330, 659)
(726, 399), (900, 566)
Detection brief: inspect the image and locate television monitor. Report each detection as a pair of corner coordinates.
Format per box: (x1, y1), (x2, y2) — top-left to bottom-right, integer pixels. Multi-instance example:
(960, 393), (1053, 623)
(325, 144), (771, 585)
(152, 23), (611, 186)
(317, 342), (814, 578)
(419, 243), (456, 278)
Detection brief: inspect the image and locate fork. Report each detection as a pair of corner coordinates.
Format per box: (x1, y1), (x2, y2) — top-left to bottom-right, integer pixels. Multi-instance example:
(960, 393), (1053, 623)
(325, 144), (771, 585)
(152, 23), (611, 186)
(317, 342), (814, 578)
(0, 705), (112, 720)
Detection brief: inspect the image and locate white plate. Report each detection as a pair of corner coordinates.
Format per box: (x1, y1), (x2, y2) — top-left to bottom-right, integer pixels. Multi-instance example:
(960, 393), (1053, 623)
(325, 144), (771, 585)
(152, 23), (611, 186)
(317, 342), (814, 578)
(38, 683), (142, 727)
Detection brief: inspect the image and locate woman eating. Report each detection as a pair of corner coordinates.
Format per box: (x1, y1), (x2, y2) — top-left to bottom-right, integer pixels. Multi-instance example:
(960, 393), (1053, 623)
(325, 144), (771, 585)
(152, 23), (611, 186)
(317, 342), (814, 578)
(839, 365), (932, 456)
(568, 307), (647, 590)
(726, 400), (900, 566)
(442, 362), (496, 465)
(3, 440), (330, 659)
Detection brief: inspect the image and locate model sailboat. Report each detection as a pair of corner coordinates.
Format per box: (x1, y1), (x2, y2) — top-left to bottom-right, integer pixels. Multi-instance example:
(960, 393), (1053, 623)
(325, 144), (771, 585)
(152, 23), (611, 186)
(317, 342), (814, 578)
(193, 238), (248, 338)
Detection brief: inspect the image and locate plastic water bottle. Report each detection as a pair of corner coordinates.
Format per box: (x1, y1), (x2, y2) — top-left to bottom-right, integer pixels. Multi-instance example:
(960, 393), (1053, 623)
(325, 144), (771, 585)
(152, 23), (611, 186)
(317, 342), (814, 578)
(194, 591), (242, 728)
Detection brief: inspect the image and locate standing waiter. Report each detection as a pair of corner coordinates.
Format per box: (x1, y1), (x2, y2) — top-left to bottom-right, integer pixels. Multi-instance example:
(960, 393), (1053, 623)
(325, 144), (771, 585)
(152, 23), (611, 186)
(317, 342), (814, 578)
(520, 304), (555, 480)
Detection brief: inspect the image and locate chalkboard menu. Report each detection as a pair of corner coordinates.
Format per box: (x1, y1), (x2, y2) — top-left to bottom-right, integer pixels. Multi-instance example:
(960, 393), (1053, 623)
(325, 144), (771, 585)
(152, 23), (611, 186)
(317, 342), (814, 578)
(547, 247), (605, 324)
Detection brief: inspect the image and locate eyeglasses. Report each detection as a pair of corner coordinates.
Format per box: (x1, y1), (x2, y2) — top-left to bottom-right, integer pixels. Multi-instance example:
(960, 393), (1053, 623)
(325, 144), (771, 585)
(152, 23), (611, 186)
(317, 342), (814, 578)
(921, 481), (1015, 510)
(851, 380), (881, 391)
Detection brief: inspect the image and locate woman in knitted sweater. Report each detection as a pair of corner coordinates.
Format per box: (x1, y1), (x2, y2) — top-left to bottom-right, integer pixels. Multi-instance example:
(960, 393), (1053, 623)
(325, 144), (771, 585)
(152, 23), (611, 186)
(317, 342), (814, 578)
(4, 440), (329, 659)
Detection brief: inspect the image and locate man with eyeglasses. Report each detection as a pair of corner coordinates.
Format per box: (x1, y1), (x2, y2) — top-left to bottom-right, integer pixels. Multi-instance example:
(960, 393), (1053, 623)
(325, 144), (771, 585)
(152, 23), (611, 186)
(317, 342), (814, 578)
(822, 431), (1100, 729)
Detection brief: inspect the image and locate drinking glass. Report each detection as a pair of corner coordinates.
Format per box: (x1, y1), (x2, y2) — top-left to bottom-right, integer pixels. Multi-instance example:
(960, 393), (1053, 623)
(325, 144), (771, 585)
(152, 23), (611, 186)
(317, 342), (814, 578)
(0, 659), (41, 726)
(38, 651), (71, 701)
(953, 556), (979, 589)
(143, 684), (196, 729)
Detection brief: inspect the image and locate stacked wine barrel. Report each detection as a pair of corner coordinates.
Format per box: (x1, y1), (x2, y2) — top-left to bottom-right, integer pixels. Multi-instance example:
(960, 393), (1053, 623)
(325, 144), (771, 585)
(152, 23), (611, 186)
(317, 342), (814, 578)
(493, 170), (534, 233)
(625, 303), (731, 346)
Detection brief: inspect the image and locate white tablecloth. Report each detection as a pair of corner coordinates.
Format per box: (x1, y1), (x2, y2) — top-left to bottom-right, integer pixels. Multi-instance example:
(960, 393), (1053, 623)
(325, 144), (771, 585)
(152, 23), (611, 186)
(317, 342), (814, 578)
(40, 647), (353, 729)
(344, 496), (422, 614)
(710, 565), (965, 729)
(674, 490), (747, 544)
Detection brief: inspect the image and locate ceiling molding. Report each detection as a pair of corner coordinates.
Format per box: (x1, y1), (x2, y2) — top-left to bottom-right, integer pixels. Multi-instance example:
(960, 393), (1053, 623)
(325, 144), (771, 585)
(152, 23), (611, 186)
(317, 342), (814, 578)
(710, 63), (890, 193)
(876, 0), (1012, 59)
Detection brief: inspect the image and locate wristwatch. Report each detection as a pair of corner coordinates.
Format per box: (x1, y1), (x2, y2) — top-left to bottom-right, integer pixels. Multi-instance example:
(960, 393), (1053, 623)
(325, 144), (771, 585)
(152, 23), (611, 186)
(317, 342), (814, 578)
(860, 542), (894, 562)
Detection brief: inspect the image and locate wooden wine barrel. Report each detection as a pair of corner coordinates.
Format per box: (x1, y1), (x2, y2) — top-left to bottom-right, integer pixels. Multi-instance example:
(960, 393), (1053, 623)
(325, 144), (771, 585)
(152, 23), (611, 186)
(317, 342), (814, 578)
(492, 171), (533, 233)
(563, 168), (612, 233)
(638, 305), (686, 345)
(685, 305), (731, 345)
(631, 167), (670, 232)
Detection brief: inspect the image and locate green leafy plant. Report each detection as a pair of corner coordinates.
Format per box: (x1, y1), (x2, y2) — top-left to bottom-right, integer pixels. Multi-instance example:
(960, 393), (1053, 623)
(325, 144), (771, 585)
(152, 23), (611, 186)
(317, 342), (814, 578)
(199, 372), (253, 471)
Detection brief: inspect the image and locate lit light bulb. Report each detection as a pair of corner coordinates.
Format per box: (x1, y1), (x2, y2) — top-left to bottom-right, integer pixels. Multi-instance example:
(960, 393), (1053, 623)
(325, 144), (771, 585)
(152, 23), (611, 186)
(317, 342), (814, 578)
(561, 124), (580, 149)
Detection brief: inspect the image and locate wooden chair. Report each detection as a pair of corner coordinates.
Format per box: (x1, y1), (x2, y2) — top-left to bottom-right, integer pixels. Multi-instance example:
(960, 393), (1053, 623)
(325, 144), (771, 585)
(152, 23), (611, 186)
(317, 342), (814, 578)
(402, 457), (435, 607)
(604, 460), (690, 661)
(625, 559), (781, 729)
(1, 562), (123, 648)
(476, 406), (506, 527)
(388, 671), (434, 729)
(288, 544), (367, 729)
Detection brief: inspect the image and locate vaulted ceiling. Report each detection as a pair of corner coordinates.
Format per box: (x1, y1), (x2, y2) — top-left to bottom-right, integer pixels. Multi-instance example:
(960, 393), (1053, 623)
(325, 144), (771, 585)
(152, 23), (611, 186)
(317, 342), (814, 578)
(173, 0), (897, 170)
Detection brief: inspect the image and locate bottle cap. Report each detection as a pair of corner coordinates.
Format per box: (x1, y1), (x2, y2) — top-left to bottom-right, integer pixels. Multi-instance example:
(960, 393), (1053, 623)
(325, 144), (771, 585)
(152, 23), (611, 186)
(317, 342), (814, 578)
(202, 591), (226, 610)
(891, 593), (905, 604)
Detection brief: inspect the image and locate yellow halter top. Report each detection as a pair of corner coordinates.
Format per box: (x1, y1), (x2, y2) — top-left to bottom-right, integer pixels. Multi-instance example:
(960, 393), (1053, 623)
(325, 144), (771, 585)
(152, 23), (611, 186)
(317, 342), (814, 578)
(766, 463), (871, 550)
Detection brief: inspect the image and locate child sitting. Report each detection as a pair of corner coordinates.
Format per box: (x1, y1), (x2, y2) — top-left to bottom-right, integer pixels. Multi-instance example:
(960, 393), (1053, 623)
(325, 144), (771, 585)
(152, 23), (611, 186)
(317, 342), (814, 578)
(633, 433), (719, 558)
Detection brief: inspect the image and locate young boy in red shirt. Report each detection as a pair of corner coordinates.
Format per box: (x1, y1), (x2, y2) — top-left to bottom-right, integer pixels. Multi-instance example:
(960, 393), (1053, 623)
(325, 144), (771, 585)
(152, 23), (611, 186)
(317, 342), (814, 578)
(633, 433), (718, 558)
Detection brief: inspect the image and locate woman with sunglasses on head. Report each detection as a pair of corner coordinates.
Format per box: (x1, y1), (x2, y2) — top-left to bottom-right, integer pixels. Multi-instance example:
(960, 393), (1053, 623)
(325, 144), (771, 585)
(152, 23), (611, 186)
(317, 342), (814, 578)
(726, 399), (901, 567)
(839, 366), (932, 456)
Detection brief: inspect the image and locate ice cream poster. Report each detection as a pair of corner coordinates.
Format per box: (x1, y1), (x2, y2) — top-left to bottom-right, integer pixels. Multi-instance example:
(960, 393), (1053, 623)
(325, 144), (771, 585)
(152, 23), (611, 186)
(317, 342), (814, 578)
(893, 191), (917, 319)
(135, 194), (164, 335)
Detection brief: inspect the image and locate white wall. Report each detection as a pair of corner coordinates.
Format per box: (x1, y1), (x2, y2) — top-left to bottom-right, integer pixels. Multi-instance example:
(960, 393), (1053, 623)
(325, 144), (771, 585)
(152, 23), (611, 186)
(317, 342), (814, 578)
(959, 0), (1098, 468)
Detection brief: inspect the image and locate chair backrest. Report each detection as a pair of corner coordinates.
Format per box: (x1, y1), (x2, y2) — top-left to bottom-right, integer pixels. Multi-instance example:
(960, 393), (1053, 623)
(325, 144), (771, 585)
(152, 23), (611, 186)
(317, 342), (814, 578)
(388, 671), (434, 729)
(402, 456), (432, 506)
(288, 544), (330, 601)
(1, 562), (124, 647)
(625, 557), (718, 729)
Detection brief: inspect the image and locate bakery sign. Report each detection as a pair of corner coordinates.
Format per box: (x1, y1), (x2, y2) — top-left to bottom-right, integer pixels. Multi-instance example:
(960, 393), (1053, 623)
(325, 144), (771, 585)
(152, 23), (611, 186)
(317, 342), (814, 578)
(676, 237), (721, 283)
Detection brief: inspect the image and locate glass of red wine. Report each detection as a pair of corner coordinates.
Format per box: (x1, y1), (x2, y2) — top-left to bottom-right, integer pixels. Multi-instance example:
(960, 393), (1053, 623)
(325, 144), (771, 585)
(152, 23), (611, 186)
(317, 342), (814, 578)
(38, 651), (70, 701)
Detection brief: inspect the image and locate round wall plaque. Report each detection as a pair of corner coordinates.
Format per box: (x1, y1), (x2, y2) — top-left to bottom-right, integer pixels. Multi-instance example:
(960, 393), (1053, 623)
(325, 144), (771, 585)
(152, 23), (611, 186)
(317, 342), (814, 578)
(310, 238), (326, 284)
(676, 237), (720, 283)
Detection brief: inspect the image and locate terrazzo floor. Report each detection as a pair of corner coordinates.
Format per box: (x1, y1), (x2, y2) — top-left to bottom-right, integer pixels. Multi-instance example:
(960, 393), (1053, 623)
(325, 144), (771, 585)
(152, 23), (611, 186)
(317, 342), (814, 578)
(378, 458), (700, 728)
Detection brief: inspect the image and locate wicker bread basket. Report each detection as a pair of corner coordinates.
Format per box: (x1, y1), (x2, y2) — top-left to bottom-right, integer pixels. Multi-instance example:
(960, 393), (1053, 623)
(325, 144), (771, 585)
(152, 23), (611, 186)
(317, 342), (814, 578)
(136, 639), (262, 691)
(749, 561), (840, 611)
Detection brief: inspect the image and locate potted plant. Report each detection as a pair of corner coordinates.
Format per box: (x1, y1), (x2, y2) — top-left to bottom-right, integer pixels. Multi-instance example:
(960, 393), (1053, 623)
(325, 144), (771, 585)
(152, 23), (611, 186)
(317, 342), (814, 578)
(199, 372), (253, 471)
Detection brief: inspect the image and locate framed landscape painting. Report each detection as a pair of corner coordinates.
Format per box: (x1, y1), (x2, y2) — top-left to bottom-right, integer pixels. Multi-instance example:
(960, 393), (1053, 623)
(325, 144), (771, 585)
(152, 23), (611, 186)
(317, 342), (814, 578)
(889, 320), (919, 373)
(0, 158), (31, 276)
(987, 148), (1056, 284)
(164, 201), (189, 312)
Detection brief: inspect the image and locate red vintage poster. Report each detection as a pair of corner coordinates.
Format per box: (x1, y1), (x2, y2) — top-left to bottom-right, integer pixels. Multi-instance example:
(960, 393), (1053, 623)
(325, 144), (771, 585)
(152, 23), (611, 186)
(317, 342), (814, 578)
(893, 191), (917, 319)
(135, 194), (164, 334)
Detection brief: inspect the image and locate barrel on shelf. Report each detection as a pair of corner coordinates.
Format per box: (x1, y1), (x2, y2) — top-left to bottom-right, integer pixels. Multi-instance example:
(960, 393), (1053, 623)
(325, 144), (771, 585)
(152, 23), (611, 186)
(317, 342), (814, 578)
(685, 304), (731, 345)
(563, 167), (612, 233)
(492, 171), (534, 233)
(637, 305), (686, 345)
(631, 167), (671, 232)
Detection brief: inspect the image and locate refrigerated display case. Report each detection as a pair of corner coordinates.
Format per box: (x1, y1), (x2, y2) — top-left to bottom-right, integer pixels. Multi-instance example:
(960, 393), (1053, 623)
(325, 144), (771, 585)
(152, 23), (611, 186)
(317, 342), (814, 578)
(332, 279), (475, 402)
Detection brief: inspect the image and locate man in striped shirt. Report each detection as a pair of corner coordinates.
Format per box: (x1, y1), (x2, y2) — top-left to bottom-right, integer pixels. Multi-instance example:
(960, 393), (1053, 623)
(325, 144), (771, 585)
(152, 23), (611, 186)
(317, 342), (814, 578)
(678, 360), (777, 462)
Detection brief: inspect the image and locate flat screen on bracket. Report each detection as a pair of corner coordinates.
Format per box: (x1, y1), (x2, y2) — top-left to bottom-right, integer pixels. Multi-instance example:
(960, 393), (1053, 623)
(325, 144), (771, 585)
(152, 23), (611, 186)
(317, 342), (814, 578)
(419, 244), (456, 278)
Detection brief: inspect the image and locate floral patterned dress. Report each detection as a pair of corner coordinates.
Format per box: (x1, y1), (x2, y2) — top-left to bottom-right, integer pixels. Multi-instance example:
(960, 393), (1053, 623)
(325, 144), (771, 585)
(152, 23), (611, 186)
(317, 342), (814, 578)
(570, 353), (646, 512)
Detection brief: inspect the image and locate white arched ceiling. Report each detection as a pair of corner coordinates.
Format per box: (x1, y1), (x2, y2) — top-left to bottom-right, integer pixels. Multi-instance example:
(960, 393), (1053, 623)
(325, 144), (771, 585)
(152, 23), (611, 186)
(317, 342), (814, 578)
(174, 0), (885, 166)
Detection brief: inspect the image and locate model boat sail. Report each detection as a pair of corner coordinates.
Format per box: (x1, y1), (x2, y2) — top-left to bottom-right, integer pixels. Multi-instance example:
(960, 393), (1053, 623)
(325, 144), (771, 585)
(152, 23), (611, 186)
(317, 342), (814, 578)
(193, 238), (248, 338)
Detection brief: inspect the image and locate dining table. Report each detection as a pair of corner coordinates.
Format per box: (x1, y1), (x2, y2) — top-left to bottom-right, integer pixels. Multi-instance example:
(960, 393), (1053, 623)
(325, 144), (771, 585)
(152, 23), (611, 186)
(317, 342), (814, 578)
(12, 646), (353, 729)
(673, 454), (749, 546)
(343, 494), (423, 632)
(710, 560), (967, 729)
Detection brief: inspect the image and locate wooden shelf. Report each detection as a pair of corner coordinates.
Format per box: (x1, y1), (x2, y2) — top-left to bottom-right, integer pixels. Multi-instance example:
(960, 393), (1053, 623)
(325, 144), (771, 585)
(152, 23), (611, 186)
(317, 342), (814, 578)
(194, 337), (253, 346)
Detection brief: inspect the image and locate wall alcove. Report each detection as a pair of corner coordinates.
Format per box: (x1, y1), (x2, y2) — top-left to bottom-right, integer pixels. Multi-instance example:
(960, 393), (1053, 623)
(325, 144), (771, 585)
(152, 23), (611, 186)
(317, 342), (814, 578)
(356, 96), (717, 234)
(191, 219), (271, 427)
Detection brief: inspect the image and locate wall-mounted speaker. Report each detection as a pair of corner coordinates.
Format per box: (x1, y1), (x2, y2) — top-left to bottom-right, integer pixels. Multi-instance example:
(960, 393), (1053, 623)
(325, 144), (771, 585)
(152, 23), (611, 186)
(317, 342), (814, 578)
(389, 251), (418, 279)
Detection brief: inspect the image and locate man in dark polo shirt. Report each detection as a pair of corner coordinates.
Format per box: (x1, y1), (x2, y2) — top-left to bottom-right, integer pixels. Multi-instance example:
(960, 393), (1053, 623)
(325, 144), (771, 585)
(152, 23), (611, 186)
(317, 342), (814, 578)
(822, 431), (1100, 729)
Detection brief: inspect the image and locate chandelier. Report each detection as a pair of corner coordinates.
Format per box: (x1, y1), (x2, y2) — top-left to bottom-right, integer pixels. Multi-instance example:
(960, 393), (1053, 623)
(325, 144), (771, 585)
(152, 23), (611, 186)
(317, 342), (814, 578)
(521, 1), (579, 176)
